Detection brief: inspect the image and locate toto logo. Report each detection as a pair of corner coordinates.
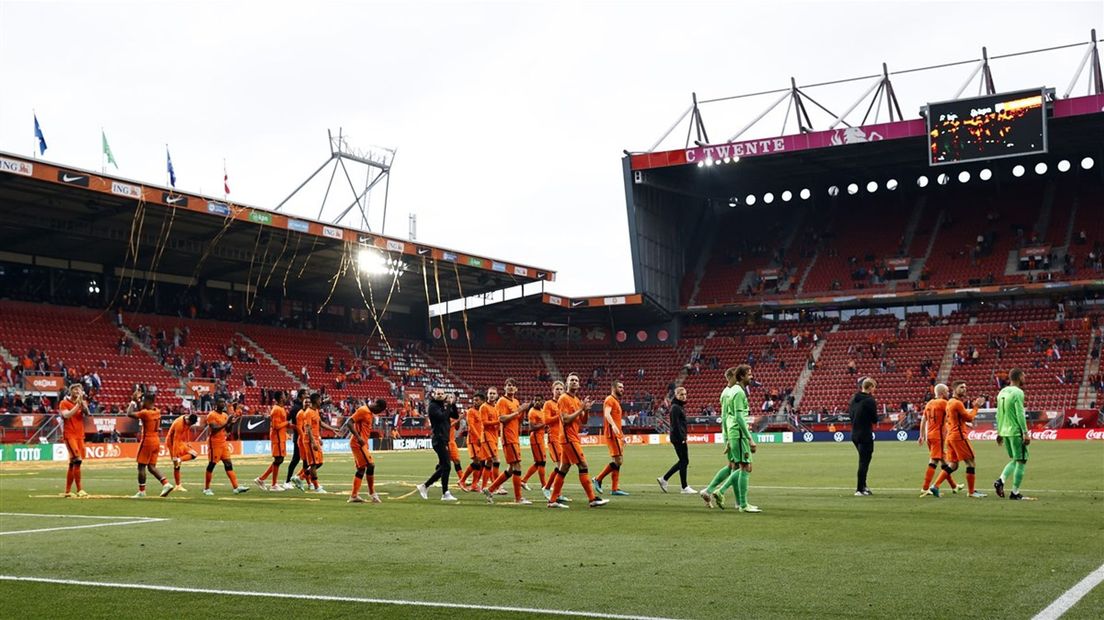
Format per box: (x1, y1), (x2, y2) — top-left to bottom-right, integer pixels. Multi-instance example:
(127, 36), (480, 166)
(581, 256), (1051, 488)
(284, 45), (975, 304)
(896, 431), (908, 442)
(803, 432), (814, 443)
(1085, 429), (1104, 440)
(832, 432), (844, 443)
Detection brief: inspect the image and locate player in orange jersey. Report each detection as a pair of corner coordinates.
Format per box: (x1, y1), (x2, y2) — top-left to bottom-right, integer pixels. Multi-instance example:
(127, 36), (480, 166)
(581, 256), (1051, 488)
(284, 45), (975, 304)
(203, 397), (250, 496)
(483, 379), (532, 505)
(59, 384), (89, 497)
(480, 386), (503, 492)
(520, 396), (548, 491)
(540, 381), (565, 499)
(458, 392), (489, 491)
(918, 384), (958, 497)
(126, 391), (174, 498)
(446, 393), (465, 482)
(165, 410), (199, 491)
(297, 392), (340, 493)
(593, 380), (628, 496)
(255, 391), (289, 491)
(936, 381), (987, 498)
(347, 398), (387, 504)
(546, 373), (608, 509)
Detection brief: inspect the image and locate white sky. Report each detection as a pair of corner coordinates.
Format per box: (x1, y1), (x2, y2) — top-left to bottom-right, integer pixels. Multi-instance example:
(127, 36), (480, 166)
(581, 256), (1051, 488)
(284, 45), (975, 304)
(1, 1), (1100, 297)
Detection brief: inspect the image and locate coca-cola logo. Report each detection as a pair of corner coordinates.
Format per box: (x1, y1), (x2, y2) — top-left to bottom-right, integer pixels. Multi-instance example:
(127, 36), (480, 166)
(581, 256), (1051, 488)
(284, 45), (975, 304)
(967, 429), (999, 441)
(1085, 429), (1104, 440)
(1030, 429), (1058, 440)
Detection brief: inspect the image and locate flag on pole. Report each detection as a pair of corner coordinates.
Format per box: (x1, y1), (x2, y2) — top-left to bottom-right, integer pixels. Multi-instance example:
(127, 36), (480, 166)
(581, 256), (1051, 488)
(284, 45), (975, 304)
(102, 130), (118, 169)
(166, 147), (177, 188)
(223, 160), (230, 195)
(33, 114), (47, 155)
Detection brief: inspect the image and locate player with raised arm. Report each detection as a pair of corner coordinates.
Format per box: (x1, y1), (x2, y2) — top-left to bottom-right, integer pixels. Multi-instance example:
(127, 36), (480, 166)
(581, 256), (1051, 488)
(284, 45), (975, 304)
(481, 386), (503, 493)
(540, 382), (567, 501)
(995, 368), (1034, 501)
(546, 373), (608, 509)
(348, 398), (387, 504)
(520, 396), (547, 491)
(446, 393), (465, 482)
(918, 384), (959, 497)
(937, 381), (987, 498)
(458, 393), (489, 492)
(593, 380), (628, 496)
(482, 380), (532, 505)
(203, 397), (250, 495)
(59, 384), (89, 497)
(255, 390), (288, 491)
(125, 390), (174, 498)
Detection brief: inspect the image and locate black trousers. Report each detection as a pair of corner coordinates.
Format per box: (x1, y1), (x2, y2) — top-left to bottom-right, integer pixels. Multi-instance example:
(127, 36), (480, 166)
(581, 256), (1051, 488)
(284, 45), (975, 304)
(853, 439), (874, 492)
(285, 435), (301, 483)
(423, 438), (451, 492)
(662, 441), (689, 488)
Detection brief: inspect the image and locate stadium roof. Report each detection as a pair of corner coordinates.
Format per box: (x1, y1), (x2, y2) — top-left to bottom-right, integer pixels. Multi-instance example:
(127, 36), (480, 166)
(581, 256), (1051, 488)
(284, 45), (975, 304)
(432, 292), (671, 326)
(0, 152), (554, 313)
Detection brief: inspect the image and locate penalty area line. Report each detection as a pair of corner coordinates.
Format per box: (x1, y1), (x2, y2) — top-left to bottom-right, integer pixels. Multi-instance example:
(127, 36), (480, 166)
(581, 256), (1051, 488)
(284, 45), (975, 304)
(0, 575), (683, 620)
(0, 512), (168, 536)
(1032, 562), (1104, 620)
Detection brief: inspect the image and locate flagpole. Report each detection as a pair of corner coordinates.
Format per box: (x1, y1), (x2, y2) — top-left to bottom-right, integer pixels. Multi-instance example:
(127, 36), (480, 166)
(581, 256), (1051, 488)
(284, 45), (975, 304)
(101, 127), (105, 174)
(32, 108), (36, 160)
(223, 158), (227, 200)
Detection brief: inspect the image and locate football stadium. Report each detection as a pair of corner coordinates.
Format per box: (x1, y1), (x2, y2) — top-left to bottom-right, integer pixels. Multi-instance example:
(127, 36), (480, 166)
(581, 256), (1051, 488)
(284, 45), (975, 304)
(1, 5), (1103, 620)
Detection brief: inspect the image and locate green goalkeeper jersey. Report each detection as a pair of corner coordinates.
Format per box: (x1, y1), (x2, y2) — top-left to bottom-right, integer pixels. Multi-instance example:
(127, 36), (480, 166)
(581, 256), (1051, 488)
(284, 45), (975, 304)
(721, 384), (750, 442)
(996, 385), (1027, 437)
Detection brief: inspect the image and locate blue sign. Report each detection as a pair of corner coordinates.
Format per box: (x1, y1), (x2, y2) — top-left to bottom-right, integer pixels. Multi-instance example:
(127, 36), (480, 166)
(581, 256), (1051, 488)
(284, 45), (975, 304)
(287, 219), (310, 233)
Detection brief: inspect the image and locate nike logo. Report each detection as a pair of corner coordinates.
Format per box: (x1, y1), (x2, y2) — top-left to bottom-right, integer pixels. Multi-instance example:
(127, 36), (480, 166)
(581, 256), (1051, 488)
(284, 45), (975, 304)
(62, 174), (85, 182)
(246, 420), (265, 430)
(166, 195), (185, 204)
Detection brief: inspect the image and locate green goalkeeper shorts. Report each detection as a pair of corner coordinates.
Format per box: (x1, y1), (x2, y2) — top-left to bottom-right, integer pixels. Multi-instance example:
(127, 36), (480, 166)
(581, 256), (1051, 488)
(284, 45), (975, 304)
(725, 437), (753, 464)
(1002, 435), (1029, 461)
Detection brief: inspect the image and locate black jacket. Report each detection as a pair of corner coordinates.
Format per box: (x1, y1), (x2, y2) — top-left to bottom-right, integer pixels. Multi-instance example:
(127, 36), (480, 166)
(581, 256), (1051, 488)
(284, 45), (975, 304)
(849, 391), (878, 440)
(669, 399), (688, 443)
(427, 398), (458, 443)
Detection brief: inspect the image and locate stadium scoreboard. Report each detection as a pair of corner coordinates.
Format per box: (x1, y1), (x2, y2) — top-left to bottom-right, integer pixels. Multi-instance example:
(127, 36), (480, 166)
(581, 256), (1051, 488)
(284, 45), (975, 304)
(926, 87), (1050, 166)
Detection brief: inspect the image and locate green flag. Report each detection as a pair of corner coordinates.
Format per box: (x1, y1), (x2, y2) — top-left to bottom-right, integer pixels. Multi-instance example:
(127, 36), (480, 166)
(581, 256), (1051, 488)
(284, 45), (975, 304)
(102, 130), (118, 169)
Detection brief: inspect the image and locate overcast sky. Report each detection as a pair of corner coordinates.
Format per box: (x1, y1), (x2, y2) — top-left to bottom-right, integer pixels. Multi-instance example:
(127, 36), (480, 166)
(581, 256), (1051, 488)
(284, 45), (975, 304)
(1, 1), (1100, 297)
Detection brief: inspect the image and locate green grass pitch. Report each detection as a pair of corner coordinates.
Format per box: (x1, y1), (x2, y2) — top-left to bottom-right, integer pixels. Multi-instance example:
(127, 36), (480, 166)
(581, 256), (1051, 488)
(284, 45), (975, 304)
(1, 441), (1101, 619)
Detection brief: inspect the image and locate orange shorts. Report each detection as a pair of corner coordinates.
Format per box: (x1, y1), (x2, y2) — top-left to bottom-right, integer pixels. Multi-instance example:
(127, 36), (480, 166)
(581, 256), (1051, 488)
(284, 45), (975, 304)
(606, 435), (625, 458)
(561, 440), (586, 466)
(485, 436), (500, 460)
(270, 433), (287, 458)
(309, 447), (324, 465)
(448, 441), (460, 462)
(352, 442), (374, 469)
(64, 436), (85, 461)
(467, 439), (485, 461)
(547, 440), (563, 464)
(136, 442), (160, 466)
(926, 437), (944, 460)
(945, 438), (975, 463)
(503, 442), (522, 465)
(169, 442), (195, 459)
(530, 438), (546, 463)
(208, 442), (231, 463)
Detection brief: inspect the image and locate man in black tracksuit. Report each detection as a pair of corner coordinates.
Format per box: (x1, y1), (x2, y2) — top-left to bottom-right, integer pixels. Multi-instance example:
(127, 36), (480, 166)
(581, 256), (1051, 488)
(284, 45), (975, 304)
(416, 387), (460, 501)
(283, 389), (307, 489)
(658, 386), (694, 493)
(849, 377), (878, 496)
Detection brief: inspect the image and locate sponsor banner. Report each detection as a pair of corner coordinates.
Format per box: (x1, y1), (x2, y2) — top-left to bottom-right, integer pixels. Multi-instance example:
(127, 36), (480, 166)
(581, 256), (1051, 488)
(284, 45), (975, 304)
(239, 416), (270, 434)
(442, 251), (457, 262)
(207, 201), (231, 216)
(0, 414), (47, 428)
(491, 261), (507, 272)
(386, 240), (405, 253)
(603, 296), (627, 306)
(513, 266), (529, 277)
(248, 210), (273, 225)
(23, 374), (65, 393)
(57, 169), (90, 187)
(570, 299), (587, 308)
(757, 268), (781, 279)
(0, 444), (54, 462)
(686, 433), (723, 444)
(799, 430), (921, 443)
(287, 218), (310, 233)
(162, 192), (189, 207)
(547, 295), (563, 306)
(0, 156), (34, 176)
(467, 257), (484, 268)
(1019, 245), (1051, 258)
(84, 416), (140, 434)
(416, 245), (432, 256)
(486, 324), (610, 347)
(886, 257), (911, 270)
(322, 225), (343, 240)
(77, 441), (246, 460)
(187, 380), (217, 396)
(966, 428), (1101, 441)
(752, 432), (794, 444)
(111, 181), (142, 199)
(393, 437), (433, 450)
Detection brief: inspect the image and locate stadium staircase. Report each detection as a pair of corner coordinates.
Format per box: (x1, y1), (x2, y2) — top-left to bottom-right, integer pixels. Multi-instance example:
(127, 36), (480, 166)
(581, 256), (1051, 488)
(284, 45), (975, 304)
(119, 325), (187, 397)
(237, 332), (304, 389)
(790, 338), (827, 407)
(540, 352), (562, 382)
(418, 348), (473, 393)
(793, 252), (818, 294)
(0, 344), (17, 368)
(938, 332), (962, 383)
(1077, 343), (1101, 409)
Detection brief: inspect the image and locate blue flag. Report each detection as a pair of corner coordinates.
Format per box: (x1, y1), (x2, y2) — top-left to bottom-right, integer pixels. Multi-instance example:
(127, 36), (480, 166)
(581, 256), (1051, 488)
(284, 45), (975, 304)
(166, 148), (176, 188)
(33, 114), (47, 155)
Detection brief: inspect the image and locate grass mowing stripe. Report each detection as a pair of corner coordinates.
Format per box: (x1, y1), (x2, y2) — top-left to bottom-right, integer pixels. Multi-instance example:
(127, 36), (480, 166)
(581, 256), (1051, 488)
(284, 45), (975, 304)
(1033, 563), (1104, 620)
(0, 575), (684, 620)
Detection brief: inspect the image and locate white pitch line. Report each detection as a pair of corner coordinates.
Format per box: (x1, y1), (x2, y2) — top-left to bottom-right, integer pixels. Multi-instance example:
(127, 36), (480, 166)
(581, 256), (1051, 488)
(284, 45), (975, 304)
(0, 575), (683, 620)
(1032, 562), (1104, 620)
(0, 513), (168, 536)
(0, 512), (162, 520)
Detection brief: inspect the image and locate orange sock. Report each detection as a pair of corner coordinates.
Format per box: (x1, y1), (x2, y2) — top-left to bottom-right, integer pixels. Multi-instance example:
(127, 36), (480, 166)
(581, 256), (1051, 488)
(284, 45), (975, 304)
(204, 470), (213, 489)
(66, 465), (74, 493)
(966, 472), (976, 494)
(933, 470), (949, 488)
(459, 465), (472, 486)
(511, 471), (522, 501)
(550, 470), (566, 501)
(482, 467), (494, 489)
(596, 463), (613, 482)
(492, 464), (500, 479)
(366, 475), (375, 495)
(579, 473), (596, 502)
(521, 464), (539, 484)
(259, 464), (274, 482)
(947, 474), (958, 489)
(611, 469), (620, 491)
(173, 467), (181, 486)
(74, 466), (82, 491)
(922, 464), (936, 490)
(543, 468), (557, 491)
(489, 471), (508, 492)
(227, 470), (240, 488)
(352, 476), (363, 496)
(537, 465), (547, 487)
(271, 464), (282, 484)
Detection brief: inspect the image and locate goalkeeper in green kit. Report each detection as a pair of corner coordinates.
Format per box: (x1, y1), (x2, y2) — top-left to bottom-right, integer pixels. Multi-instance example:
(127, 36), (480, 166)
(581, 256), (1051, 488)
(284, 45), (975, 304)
(994, 368), (1035, 501)
(699, 364), (760, 512)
